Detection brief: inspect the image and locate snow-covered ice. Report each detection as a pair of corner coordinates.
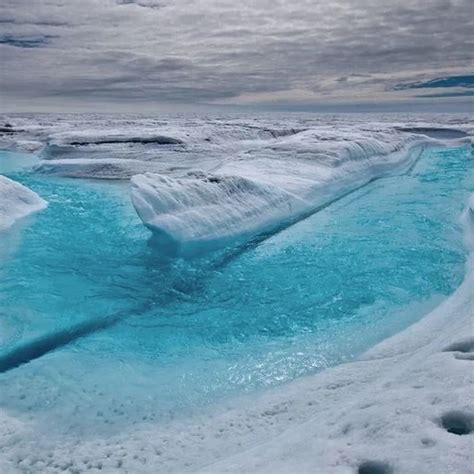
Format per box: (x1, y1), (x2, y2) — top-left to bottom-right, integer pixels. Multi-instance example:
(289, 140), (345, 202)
(130, 130), (430, 254)
(0, 112), (472, 473)
(1, 113), (472, 179)
(4, 112), (472, 253)
(0, 175), (47, 231)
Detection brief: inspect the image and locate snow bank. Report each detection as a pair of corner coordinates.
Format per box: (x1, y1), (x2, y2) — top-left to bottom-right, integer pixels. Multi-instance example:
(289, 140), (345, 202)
(131, 131), (429, 254)
(2, 113), (471, 182)
(131, 170), (303, 253)
(0, 175), (47, 230)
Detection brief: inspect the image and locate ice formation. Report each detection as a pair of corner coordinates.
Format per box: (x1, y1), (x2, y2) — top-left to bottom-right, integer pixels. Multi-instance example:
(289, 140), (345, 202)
(0, 113), (472, 473)
(131, 130), (430, 254)
(2, 112), (472, 254)
(0, 175), (47, 230)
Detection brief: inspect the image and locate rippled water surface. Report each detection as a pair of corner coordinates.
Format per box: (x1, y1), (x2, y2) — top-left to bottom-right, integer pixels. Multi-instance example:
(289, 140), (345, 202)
(0, 146), (472, 433)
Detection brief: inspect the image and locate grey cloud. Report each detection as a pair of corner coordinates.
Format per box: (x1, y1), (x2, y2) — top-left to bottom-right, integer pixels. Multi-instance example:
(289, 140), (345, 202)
(0, 0), (473, 108)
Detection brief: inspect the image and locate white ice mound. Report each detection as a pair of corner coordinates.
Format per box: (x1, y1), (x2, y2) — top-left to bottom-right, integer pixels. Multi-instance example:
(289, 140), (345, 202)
(131, 131), (430, 255)
(131, 171), (304, 253)
(0, 175), (47, 231)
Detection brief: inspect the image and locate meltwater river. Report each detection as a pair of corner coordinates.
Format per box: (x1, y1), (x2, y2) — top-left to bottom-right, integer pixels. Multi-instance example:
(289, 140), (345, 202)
(0, 145), (472, 434)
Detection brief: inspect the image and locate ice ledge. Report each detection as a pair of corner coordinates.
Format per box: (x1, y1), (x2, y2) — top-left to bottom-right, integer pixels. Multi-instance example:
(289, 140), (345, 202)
(0, 175), (47, 231)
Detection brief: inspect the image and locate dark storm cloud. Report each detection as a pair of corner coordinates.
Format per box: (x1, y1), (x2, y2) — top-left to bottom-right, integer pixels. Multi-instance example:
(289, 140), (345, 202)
(0, 0), (473, 108)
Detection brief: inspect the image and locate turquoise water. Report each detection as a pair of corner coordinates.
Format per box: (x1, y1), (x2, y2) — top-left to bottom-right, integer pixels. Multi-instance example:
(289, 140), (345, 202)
(0, 146), (472, 433)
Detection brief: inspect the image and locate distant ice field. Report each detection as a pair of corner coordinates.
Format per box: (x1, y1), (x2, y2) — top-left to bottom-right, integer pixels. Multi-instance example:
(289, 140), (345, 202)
(0, 134), (472, 438)
(3, 113), (472, 255)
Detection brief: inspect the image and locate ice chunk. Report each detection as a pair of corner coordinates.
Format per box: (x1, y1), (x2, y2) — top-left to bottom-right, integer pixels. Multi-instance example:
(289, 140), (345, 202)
(131, 131), (431, 255)
(131, 171), (304, 254)
(0, 175), (47, 230)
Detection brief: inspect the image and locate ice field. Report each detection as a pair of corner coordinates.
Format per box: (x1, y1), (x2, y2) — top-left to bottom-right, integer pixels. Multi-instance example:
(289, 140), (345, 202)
(0, 113), (472, 473)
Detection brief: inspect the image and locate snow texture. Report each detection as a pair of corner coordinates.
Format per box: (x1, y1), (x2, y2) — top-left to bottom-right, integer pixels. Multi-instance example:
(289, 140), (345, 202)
(0, 175), (47, 230)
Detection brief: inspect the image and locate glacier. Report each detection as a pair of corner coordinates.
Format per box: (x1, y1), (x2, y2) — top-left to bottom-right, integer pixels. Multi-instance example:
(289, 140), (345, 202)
(1, 113), (471, 254)
(0, 112), (473, 474)
(0, 175), (47, 230)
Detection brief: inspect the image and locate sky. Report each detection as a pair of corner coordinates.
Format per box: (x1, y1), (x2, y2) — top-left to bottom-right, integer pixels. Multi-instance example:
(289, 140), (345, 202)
(0, 0), (473, 112)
